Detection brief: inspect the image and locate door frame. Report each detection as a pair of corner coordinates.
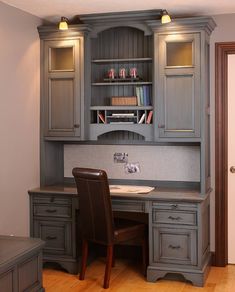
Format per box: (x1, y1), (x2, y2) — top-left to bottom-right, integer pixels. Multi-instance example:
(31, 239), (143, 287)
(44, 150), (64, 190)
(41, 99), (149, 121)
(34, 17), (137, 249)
(215, 42), (235, 266)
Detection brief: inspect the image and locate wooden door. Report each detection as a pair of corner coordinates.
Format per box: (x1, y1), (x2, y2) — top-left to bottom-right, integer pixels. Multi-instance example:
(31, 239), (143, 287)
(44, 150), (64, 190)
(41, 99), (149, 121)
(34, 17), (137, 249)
(227, 54), (235, 263)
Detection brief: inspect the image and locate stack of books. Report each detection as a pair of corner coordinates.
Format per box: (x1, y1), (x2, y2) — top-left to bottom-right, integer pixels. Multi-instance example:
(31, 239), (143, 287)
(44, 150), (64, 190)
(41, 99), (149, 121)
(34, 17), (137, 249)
(136, 85), (151, 106)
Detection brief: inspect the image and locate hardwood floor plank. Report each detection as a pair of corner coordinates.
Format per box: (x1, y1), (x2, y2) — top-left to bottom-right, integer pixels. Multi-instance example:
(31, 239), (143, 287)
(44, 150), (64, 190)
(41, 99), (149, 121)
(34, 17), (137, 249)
(43, 259), (235, 291)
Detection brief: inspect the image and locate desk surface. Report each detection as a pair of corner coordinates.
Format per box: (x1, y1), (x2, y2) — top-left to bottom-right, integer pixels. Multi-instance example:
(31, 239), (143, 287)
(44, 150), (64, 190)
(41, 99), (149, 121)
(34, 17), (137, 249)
(29, 185), (207, 202)
(0, 236), (44, 268)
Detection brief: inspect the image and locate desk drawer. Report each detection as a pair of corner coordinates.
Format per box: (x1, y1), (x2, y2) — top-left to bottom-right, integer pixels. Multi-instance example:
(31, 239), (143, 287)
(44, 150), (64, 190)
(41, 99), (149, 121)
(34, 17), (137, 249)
(33, 195), (71, 205)
(152, 226), (197, 266)
(153, 210), (197, 225)
(33, 204), (72, 218)
(33, 220), (72, 256)
(152, 202), (197, 211)
(112, 199), (146, 213)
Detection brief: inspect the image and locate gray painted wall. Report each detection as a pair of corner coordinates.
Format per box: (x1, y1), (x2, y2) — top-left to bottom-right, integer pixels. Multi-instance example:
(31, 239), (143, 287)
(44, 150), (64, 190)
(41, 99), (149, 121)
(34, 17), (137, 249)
(64, 145), (200, 182)
(0, 2), (41, 236)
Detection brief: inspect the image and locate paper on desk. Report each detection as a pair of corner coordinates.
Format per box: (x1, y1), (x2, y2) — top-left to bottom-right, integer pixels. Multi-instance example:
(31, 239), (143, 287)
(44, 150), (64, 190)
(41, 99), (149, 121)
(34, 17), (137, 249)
(109, 185), (154, 194)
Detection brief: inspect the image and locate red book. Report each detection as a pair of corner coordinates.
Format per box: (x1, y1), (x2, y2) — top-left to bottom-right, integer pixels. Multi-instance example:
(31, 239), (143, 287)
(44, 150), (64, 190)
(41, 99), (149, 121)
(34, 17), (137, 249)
(146, 110), (153, 124)
(98, 113), (106, 123)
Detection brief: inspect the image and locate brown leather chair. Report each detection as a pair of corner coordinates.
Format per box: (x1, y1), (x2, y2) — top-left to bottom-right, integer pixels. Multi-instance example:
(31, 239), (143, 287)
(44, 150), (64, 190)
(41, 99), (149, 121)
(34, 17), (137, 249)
(72, 167), (147, 289)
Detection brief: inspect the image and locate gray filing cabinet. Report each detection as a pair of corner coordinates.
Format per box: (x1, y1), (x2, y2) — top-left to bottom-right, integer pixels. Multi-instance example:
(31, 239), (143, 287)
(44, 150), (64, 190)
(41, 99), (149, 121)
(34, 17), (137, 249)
(147, 196), (210, 286)
(29, 191), (80, 274)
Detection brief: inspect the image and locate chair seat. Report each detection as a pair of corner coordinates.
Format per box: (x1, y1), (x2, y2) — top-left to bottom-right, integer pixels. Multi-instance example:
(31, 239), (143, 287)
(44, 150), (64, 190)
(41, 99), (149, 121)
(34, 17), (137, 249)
(114, 219), (146, 243)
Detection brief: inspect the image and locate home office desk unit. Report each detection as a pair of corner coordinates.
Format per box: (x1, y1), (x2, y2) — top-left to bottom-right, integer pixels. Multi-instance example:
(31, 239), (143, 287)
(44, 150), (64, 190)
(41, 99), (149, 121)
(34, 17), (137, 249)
(29, 186), (210, 286)
(32, 10), (216, 288)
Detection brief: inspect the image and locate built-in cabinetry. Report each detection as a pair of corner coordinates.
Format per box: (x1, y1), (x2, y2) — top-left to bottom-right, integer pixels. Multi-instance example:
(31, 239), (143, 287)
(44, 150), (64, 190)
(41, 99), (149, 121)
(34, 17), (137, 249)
(148, 196), (210, 286)
(89, 26), (154, 141)
(29, 189), (79, 274)
(35, 11), (216, 287)
(38, 26), (90, 139)
(156, 33), (201, 138)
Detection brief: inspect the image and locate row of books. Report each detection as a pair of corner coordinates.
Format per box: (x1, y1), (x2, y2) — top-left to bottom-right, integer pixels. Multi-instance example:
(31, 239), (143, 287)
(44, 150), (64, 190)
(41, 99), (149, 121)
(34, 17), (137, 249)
(136, 85), (151, 106)
(97, 110), (153, 124)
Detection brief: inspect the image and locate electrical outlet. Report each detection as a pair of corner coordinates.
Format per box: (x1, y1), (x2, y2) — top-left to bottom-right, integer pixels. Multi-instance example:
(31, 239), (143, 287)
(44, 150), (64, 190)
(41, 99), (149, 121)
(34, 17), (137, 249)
(124, 162), (140, 174)
(113, 152), (128, 163)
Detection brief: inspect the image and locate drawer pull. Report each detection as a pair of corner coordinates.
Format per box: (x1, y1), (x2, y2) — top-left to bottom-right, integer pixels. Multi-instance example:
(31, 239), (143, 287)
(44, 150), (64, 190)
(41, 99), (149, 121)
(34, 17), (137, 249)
(171, 204), (178, 209)
(168, 216), (182, 221)
(46, 236), (57, 240)
(168, 244), (181, 249)
(46, 209), (57, 213)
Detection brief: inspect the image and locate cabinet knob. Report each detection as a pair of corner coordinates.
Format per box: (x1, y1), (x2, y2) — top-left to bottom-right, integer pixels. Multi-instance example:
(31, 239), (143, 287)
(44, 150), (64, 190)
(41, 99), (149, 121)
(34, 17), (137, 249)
(230, 166), (235, 173)
(158, 124), (165, 129)
(74, 124), (80, 128)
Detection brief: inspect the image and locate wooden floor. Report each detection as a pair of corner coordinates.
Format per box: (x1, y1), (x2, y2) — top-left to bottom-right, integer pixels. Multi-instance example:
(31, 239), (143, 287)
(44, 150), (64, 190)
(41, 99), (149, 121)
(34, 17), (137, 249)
(43, 259), (235, 291)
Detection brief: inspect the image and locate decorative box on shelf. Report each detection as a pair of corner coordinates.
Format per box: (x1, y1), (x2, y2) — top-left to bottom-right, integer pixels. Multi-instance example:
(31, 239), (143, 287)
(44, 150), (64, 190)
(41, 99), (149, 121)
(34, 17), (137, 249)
(111, 96), (137, 106)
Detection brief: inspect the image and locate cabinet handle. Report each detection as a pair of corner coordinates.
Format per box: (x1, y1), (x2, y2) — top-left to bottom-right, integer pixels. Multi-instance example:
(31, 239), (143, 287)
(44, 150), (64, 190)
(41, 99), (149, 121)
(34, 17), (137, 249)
(46, 209), (57, 213)
(168, 216), (182, 221)
(171, 204), (178, 209)
(168, 244), (181, 249)
(46, 236), (57, 240)
(158, 124), (165, 129)
(74, 124), (80, 128)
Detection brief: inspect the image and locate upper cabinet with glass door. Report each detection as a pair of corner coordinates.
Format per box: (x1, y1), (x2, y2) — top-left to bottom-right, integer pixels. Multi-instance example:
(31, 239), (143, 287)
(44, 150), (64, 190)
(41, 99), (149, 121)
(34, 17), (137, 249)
(157, 33), (201, 139)
(43, 39), (82, 138)
(147, 17), (216, 141)
(37, 25), (89, 140)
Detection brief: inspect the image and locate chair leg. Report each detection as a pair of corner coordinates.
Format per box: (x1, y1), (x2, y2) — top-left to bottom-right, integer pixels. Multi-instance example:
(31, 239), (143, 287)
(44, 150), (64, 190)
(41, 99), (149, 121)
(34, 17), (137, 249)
(79, 239), (88, 280)
(112, 248), (115, 267)
(103, 244), (113, 289)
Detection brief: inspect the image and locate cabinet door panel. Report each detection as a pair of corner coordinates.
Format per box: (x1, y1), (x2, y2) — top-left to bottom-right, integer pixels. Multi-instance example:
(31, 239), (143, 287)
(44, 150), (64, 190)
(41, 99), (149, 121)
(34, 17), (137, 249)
(49, 78), (75, 132)
(164, 74), (195, 131)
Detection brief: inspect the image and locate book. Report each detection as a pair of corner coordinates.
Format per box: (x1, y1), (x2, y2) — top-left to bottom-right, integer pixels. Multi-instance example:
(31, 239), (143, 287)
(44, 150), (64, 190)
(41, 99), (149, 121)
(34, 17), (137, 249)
(98, 113), (105, 123)
(112, 113), (134, 117)
(139, 86), (144, 105)
(136, 86), (141, 106)
(138, 113), (146, 124)
(146, 110), (153, 124)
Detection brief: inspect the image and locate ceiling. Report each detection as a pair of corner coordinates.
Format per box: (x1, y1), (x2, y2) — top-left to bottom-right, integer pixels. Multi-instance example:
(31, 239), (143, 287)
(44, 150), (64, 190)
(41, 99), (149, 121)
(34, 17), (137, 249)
(1, 0), (235, 23)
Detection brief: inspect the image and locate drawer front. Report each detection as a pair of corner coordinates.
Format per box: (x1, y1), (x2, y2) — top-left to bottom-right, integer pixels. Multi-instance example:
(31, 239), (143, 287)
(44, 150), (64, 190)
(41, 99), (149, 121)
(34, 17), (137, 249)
(33, 220), (72, 256)
(33, 204), (72, 218)
(112, 199), (146, 213)
(152, 227), (197, 266)
(152, 202), (197, 211)
(33, 195), (71, 205)
(152, 209), (197, 225)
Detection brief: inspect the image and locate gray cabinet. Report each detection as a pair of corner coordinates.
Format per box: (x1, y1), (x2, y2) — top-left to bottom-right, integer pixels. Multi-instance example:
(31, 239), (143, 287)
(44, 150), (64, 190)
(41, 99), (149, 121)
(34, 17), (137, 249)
(0, 236), (44, 292)
(147, 197), (210, 287)
(157, 33), (201, 138)
(29, 191), (80, 274)
(38, 25), (90, 140)
(43, 39), (82, 138)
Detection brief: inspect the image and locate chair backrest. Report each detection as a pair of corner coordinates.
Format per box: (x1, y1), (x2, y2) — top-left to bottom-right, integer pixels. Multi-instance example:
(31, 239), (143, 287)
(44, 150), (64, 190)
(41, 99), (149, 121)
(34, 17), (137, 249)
(72, 167), (115, 245)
